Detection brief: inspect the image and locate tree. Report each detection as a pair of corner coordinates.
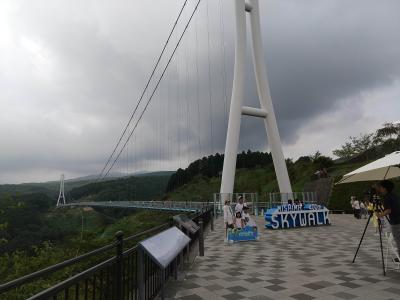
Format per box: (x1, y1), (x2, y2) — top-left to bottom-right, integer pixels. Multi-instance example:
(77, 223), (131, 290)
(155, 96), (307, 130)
(332, 142), (355, 159)
(166, 151), (274, 192)
(309, 151), (322, 162)
(313, 155), (333, 169)
(295, 156), (312, 164)
(350, 133), (374, 155)
(374, 122), (400, 144)
(332, 133), (374, 159)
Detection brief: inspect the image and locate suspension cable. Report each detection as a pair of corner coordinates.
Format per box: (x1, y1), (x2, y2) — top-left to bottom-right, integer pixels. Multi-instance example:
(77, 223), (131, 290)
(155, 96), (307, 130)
(195, 8), (202, 160)
(185, 28), (190, 166)
(101, 0), (203, 180)
(206, 0), (214, 156)
(219, 0), (229, 127)
(97, 0), (189, 181)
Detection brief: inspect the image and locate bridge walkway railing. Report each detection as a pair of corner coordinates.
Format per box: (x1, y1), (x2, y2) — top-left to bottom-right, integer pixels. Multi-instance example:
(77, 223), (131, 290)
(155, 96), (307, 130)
(0, 208), (213, 300)
(60, 200), (212, 212)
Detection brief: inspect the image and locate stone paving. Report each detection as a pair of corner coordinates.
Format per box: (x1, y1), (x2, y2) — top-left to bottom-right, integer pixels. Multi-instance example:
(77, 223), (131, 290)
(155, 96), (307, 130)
(165, 214), (400, 300)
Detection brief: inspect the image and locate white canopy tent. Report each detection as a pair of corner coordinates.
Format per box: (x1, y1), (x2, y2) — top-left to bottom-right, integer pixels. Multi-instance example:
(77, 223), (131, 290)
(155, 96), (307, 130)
(337, 151), (400, 184)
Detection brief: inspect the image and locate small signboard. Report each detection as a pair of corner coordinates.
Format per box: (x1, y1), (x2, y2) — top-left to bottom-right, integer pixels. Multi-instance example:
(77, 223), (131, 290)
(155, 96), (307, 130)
(227, 226), (259, 242)
(173, 214), (200, 234)
(139, 227), (191, 268)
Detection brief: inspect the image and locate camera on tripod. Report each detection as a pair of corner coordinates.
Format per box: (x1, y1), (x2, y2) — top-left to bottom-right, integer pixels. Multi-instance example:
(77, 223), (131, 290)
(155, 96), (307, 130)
(354, 186), (388, 276)
(365, 188), (383, 213)
(372, 195), (383, 208)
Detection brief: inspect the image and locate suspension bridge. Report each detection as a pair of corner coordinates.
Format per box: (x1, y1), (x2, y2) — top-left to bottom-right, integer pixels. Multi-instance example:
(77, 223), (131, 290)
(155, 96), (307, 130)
(56, 0), (292, 212)
(0, 0), (400, 300)
(58, 201), (212, 213)
(0, 0), (318, 300)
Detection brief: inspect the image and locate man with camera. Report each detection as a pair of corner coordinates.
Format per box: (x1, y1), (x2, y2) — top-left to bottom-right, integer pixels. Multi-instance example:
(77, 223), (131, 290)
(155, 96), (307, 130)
(377, 180), (400, 256)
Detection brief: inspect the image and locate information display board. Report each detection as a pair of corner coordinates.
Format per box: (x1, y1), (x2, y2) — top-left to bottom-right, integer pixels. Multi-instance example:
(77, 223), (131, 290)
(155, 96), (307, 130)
(139, 227), (191, 268)
(173, 214), (200, 234)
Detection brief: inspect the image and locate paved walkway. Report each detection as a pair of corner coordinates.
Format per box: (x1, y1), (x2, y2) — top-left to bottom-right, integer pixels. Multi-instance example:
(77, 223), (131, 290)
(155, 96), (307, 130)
(165, 214), (400, 300)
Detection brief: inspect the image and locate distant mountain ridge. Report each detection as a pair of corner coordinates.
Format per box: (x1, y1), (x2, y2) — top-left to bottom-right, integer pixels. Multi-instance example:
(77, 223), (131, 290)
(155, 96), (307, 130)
(0, 171), (175, 196)
(66, 171), (175, 182)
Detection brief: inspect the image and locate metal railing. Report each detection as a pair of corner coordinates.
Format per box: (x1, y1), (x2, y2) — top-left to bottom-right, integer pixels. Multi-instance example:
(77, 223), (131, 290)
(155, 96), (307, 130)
(0, 209), (213, 300)
(60, 201), (211, 212)
(212, 192), (320, 216)
(213, 193), (258, 216)
(268, 191), (318, 204)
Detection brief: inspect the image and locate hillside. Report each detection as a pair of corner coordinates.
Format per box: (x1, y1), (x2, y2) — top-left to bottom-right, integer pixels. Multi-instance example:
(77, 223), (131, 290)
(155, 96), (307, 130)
(166, 155), (398, 211)
(0, 179), (92, 198)
(0, 171), (174, 198)
(69, 174), (172, 202)
(166, 124), (400, 210)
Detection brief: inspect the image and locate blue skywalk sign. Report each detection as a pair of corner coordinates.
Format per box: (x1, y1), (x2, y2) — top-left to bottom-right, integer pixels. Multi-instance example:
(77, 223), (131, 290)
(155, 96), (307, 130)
(265, 204), (330, 229)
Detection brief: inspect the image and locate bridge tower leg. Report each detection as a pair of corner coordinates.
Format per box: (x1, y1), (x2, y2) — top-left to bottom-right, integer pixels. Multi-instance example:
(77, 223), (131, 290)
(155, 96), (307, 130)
(56, 174), (66, 206)
(220, 0), (292, 203)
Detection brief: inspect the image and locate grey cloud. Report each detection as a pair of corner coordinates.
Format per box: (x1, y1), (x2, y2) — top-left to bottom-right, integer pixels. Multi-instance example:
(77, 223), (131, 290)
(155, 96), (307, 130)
(0, 0), (399, 183)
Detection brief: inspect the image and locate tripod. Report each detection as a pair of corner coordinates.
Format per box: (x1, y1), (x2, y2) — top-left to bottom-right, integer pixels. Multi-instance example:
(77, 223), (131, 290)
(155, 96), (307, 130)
(352, 210), (386, 276)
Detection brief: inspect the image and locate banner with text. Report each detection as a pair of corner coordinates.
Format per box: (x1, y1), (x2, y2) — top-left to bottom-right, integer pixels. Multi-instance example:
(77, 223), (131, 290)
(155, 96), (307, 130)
(265, 204), (330, 229)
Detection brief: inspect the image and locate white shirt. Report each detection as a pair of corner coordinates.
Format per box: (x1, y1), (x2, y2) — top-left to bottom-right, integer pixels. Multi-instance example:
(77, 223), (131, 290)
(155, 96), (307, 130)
(243, 212), (256, 227)
(223, 205), (234, 225)
(235, 203), (244, 213)
(353, 200), (360, 210)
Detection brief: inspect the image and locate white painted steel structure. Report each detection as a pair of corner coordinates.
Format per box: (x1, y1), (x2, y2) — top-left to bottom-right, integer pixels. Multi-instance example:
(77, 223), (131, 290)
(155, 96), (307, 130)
(56, 174), (66, 206)
(220, 0), (292, 199)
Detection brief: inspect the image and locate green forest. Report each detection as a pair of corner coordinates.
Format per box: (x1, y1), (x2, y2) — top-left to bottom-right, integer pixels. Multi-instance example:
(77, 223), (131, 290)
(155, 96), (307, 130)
(0, 173), (175, 299)
(69, 174), (171, 202)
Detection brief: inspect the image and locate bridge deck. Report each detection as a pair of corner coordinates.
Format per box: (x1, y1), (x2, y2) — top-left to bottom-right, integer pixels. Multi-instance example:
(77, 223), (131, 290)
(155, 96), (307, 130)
(165, 214), (400, 300)
(59, 201), (210, 212)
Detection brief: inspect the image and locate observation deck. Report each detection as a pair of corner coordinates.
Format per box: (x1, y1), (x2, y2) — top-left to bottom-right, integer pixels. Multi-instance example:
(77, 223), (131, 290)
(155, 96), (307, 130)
(165, 214), (400, 300)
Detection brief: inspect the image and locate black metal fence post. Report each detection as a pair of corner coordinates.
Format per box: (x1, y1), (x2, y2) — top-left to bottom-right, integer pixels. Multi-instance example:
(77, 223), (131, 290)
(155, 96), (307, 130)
(210, 211), (214, 231)
(160, 268), (165, 300)
(199, 218), (204, 257)
(137, 248), (144, 300)
(115, 231), (124, 300)
(174, 258), (178, 280)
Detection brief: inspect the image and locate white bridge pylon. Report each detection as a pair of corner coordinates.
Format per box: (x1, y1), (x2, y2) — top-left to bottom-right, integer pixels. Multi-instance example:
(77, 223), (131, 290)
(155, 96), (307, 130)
(57, 174), (66, 206)
(220, 0), (292, 198)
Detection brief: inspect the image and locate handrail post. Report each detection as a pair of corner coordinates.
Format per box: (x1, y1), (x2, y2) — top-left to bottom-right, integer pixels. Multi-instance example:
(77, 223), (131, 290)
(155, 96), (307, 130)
(174, 257), (178, 280)
(138, 248), (145, 300)
(199, 218), (204, 257)
(115, 231), (124, 300)
(210, 211), (214, 231)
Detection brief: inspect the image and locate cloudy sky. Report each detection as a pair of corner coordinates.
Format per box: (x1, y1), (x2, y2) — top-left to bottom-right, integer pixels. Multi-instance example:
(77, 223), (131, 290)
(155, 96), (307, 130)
(0, 0), (399, 184)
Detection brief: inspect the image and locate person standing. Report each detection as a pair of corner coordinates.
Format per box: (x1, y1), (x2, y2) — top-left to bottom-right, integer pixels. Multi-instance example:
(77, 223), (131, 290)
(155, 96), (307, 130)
(353, 197), (361, 219)
(350, 196), (355, 217)
(300, 200), (304, 209)
(223, 199), (234, 237)
(360, 201), (367, 219)
(235, 195), (244, 213)
(377, 180), (400, 256)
